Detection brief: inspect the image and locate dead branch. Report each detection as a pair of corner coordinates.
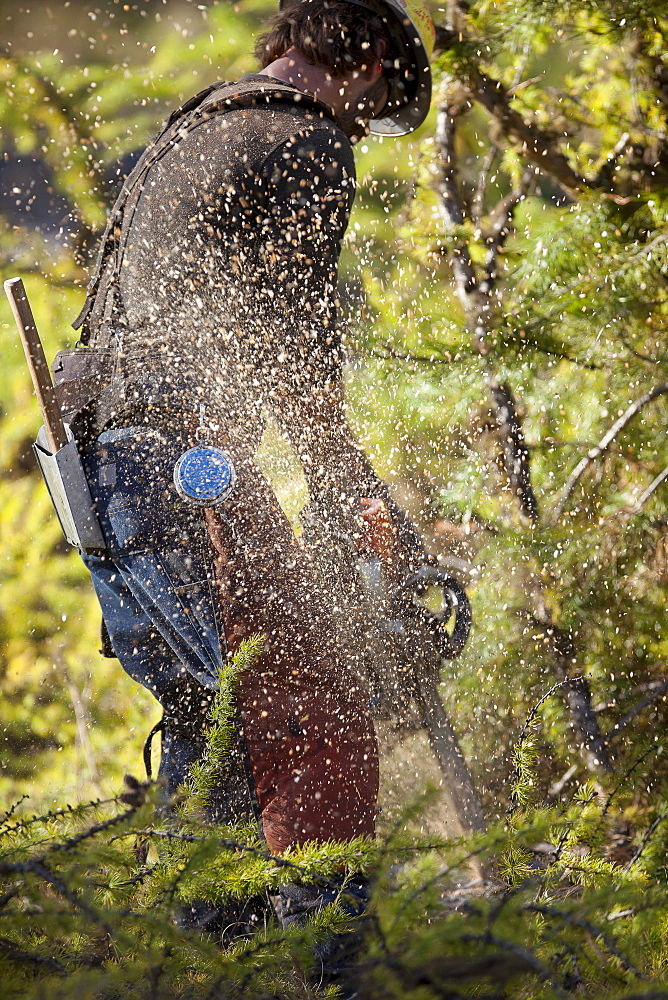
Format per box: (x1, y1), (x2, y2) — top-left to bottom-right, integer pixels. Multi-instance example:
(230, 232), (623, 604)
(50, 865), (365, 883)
(551, 384), (668, 523)
(627, 466), (668, 514)
(489, 382), (540, 523)
(530, 616), (612, 773)
(609, 677), (668, 741)
(484, 168), (535, 286)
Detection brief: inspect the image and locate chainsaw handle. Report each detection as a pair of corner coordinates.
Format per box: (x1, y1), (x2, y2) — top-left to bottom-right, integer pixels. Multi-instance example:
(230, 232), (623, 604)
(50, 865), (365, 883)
(399, 565), (472, 659)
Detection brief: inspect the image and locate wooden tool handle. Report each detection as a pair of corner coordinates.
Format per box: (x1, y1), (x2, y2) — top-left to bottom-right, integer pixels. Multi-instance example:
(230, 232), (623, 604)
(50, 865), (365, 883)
(4, 277), (68, 453)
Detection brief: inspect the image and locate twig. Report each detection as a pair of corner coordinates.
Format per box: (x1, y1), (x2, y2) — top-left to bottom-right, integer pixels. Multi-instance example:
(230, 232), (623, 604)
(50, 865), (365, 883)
(608, 678), (668, 741)
(626, 466), (668, 515)
(0, 795), (121, 838)
(471, 145), (498, 228)
(626, 809), (668, 870)
(551, 384), (668, 523)
(0, 796), (29, 826)
(517, 342), (602, 370)
(484, 168), (535, 286)
(547, 764), (578, 801)
(511, 678), (586, 796)
(46, 804), (140, 857)
(596, 131), (631, 189)
(367, 343), (459, 366)
(525, 903), (642, 976)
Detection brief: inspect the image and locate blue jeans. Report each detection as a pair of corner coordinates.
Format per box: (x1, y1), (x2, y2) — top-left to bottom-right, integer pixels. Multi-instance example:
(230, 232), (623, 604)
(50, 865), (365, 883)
(82, 426), (252, 818)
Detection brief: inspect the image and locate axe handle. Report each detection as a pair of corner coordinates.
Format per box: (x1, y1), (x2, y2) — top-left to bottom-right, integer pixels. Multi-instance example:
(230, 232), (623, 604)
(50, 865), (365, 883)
(4, 277), (68, 453)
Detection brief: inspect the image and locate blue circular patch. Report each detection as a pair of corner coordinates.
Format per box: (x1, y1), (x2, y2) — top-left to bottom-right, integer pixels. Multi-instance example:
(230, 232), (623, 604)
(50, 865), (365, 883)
(173, 446), (236, 506)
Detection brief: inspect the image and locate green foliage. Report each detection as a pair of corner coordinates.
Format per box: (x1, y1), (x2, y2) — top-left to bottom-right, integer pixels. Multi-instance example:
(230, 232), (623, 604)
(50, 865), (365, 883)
(3, 763), (668, 998)
(181, 635), (265, 820)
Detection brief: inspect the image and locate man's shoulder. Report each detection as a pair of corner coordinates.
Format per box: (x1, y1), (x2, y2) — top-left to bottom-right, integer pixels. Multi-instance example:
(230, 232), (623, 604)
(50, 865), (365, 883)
(204, 75), (349, 144)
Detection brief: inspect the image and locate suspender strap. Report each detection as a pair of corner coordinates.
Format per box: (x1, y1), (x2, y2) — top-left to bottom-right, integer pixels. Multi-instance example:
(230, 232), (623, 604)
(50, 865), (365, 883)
(72, 80), (336, 347)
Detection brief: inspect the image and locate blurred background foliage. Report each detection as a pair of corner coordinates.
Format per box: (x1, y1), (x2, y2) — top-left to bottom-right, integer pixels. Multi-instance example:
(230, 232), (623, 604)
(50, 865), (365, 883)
(1, 0), (668, 852)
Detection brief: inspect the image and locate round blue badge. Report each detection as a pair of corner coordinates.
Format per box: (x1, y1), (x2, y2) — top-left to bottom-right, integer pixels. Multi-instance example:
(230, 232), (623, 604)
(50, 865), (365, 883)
(173, 446), (236, 506)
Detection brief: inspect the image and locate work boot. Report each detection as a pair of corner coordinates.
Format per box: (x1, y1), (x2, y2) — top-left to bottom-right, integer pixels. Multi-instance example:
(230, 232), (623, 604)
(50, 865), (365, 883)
(271, 876), (370, 996)
(175, 895), (271, 947)
(271, 876), (369, 928)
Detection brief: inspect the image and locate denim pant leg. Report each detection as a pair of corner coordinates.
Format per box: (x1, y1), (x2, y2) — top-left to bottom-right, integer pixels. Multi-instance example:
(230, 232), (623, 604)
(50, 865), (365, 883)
(82, 426), (254, 822)
(83, 551), (214, 793)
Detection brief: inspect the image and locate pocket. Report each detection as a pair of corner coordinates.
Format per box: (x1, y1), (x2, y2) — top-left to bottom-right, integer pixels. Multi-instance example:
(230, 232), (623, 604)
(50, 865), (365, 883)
(86, 426), (188, 554)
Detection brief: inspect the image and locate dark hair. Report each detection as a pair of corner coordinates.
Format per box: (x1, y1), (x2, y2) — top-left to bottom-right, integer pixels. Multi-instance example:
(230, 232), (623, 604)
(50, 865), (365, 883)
(255, 0), (403, 79)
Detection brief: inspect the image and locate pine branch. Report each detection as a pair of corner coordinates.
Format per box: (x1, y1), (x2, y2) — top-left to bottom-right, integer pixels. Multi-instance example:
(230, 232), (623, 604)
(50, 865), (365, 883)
(0, 859), (115, 935)
(183, 634), (264, 818)
(461, 932), (570, 998)
(0, 796), (121, 838)
(626, 809), (668, 870)
(524, 903), (642, 976)
(0, 934), (66, 975)
(114, 827), (356, 896)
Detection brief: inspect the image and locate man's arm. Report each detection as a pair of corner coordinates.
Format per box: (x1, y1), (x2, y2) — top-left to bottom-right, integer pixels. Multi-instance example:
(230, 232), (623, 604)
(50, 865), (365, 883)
(259, 124), (430, 572)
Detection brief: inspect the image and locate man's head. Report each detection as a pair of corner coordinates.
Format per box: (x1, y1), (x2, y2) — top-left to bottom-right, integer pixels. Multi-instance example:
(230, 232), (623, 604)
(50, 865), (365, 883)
(256, 0), (435, 136)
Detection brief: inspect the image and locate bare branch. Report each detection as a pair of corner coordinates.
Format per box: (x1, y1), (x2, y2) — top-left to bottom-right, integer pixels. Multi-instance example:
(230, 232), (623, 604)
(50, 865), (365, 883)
(627, 466), (668, 514)
(596, 131), (631, 189)
(609, 677), (668, 741)
(551, 384), (668, 522)
(484, 168), (535, 285)
(489, 381), (540, 523)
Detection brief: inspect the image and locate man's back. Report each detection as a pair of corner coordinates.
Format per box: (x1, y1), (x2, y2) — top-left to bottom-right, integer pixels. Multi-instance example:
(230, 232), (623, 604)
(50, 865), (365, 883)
(118, 81), (356, 413)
